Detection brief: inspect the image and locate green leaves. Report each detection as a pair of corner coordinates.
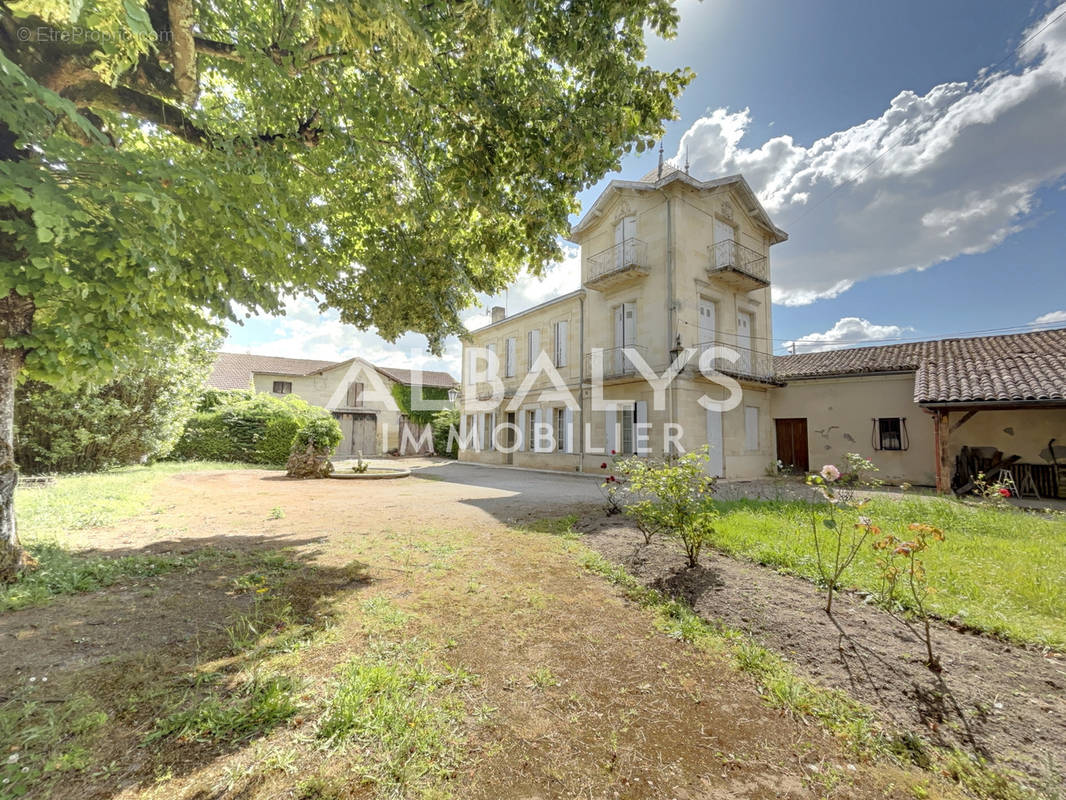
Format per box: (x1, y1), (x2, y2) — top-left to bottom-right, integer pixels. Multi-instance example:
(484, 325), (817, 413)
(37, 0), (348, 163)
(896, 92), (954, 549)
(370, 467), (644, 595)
(3, 0), (687, 381)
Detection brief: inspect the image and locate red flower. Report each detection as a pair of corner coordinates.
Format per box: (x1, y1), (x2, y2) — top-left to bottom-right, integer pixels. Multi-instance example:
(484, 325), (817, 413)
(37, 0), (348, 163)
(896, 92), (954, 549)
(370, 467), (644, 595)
(999, 487), (1010, 497)
(600, 462), (607, 469)
(607, 475), (616, 483)
(610, 449), (616, 455)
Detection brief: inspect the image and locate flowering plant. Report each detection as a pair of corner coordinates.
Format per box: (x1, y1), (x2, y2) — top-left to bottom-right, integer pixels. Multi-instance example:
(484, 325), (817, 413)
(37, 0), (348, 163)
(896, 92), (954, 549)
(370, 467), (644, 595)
(872, 523), (946, 671)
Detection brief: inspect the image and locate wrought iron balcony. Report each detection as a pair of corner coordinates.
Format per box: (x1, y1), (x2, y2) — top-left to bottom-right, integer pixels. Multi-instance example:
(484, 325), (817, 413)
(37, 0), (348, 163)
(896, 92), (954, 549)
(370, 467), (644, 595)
(584, 238), (649, 290)
(694, 333), (776, 383)
(583, 345), (649, 381)
(707, 240), (769, 291)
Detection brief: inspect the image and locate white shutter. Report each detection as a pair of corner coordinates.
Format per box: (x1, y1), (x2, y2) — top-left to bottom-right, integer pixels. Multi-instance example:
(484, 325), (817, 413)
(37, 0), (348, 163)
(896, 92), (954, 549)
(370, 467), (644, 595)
(745, 406), (760, 451)
(706, 407), (724, 477)
(564, 407), (574, 453)
(623, 303), (637, 347)
(555, 320), (568, 367)
(517, 408), (527, 451)
(636, 401), (649, 455)
(528, 329), (540, 369)
(478, 413), (487, 451)
(605, 409), (618, 455)
(505, 337), (516, 377)
(533, 407), (543, 452)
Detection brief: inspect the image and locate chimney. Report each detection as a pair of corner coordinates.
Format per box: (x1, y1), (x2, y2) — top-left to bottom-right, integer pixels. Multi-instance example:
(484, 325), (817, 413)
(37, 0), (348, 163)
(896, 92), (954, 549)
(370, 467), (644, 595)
(491, 306), (506, 323)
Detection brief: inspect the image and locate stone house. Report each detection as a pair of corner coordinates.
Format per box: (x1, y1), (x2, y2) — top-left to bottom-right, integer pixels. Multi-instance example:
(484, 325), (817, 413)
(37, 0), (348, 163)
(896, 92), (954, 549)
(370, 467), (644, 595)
(207, 353), (457, 457)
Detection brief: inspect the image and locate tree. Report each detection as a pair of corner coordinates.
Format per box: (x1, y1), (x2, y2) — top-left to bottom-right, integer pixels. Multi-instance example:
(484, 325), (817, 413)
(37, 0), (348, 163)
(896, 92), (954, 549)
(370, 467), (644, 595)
(14, 332), (215, 473)
(0, 0), (690, 579)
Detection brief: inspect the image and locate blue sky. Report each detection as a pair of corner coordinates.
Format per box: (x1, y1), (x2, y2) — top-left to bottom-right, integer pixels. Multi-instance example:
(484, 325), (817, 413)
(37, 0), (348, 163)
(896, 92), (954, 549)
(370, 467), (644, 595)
(226, 0), (1066, 372)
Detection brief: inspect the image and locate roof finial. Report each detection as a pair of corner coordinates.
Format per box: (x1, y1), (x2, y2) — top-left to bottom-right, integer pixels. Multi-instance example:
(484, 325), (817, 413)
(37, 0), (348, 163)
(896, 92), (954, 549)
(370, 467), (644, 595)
(684, 146), (690, 174)
(657, 139), (664, 180)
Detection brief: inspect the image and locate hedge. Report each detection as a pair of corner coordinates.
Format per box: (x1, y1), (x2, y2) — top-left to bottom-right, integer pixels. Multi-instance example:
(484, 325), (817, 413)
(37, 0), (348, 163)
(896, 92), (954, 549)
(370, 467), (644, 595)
(171, 391), (339, 465)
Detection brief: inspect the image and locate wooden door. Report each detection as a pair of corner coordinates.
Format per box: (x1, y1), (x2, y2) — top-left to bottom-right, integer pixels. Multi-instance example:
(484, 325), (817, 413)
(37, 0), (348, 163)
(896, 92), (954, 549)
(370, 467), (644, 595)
(335, 412), (377, 456)
(774, 418), (808, 472)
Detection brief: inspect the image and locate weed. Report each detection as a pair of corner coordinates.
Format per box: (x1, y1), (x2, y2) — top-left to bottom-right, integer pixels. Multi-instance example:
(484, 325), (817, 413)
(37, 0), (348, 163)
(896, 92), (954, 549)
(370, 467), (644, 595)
(269, 506), (285, 519)
(0, 691), (109, 796)
(145, 673), (300, 745)
(529, 666), (559, 689)
(360, 596), (412, 633)
(317, 643), (471, 795)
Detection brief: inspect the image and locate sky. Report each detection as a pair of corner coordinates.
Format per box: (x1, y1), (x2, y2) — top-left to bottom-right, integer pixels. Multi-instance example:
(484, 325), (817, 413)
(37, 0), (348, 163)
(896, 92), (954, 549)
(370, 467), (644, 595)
(224, 0), (1066, 372)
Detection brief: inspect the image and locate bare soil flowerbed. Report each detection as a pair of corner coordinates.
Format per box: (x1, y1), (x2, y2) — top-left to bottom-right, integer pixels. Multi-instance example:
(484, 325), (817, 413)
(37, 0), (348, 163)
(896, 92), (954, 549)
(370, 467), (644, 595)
(577, 513), (1066, 787)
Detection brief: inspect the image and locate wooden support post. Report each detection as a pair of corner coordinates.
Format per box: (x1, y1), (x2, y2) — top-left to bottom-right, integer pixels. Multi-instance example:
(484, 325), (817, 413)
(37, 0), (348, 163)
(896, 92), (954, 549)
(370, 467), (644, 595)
(934, 409), (951, 494)
(950, 409), (978, 433)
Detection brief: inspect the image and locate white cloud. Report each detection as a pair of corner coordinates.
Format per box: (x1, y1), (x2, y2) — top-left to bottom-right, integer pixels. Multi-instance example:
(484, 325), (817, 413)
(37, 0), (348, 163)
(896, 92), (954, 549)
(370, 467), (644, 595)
(224, 245), (583, 376)
(1032, 309), (1066, 325)
(225, 295), (465, 378)
(783, 317), (908, 354)
(675, 4), (1066, 306)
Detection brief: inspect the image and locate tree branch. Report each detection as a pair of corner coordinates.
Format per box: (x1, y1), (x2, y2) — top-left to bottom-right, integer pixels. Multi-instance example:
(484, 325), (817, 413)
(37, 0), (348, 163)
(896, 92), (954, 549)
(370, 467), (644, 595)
(167, 0), (198, 104)
(62, 82), (210, 146)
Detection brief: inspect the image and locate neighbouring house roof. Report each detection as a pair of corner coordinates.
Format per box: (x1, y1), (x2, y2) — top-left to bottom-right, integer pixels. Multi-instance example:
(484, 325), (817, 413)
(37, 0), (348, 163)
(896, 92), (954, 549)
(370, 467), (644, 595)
(568, 169), (788, 244)
(207, 353), (339, 390)
(774, 328), (1066, 405)
(207, 352), (457, 391)
(373, 365), (457, 389)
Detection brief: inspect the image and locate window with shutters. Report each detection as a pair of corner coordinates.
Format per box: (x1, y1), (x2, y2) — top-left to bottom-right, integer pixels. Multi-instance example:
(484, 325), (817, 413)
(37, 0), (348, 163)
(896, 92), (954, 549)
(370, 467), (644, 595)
(555, 408), (567, 452)
(527, 329), (540, 370)
(505, 337), (516, 378)
(526, 409), (537, 451)
(272, 381), (292, 395)
(346, 381), (364, 407)
(553, 320), (568, 367)
(621, 406), (635, 455)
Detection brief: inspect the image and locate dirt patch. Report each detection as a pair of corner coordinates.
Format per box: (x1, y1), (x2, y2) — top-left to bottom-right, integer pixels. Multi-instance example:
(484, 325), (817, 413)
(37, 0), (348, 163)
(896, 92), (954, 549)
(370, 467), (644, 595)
(578, 513), (1066, 785)
(4, 469), (969, 799)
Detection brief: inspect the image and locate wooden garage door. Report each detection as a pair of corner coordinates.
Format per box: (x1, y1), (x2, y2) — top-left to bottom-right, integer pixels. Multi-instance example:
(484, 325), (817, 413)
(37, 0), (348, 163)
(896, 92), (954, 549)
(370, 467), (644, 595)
(774, 418), (809, 472)
(335, 412), (377, 456)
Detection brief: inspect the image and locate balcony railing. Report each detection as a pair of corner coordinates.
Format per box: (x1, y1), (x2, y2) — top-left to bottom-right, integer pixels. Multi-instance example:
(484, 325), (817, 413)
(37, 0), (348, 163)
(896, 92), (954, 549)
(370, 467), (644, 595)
(695, 333), (776, 383)
(583, 345), (649, 380)
(707, 240), (769, 290)
(585, 238), (649, 288)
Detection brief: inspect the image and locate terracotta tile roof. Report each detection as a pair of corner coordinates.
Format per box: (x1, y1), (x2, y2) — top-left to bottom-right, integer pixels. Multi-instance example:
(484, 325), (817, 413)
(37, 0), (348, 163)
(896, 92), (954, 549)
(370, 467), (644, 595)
(207, 353), (458, 391)
(374, 365), (457, 389)
(207, 353), (339, 390)
(775, 328), (1066, 404)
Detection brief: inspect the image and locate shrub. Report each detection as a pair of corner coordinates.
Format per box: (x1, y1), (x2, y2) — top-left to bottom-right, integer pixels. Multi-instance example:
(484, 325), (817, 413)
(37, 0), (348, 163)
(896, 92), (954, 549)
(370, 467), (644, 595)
(172, 391), (337, 466)
(292, 417), (343, 452)
(14, 334), (215, 474)
(619, 447), (719, 567)
(431, 408), (460, 458)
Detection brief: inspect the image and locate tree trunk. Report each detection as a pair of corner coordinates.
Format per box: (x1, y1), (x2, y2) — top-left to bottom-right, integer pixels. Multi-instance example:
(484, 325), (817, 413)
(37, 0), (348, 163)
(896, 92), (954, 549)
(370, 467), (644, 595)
(0, 346), (26, 582)
(0, 291), (35, 583)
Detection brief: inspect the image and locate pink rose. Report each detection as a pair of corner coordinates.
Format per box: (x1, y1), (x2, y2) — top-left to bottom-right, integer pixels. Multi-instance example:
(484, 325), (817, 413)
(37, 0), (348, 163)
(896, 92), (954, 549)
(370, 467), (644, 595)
(820, 464), (841, 482)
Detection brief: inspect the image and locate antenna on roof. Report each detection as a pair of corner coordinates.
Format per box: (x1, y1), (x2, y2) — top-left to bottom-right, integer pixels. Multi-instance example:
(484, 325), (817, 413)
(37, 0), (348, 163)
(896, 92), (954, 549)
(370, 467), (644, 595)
(657, 140), (664, 180)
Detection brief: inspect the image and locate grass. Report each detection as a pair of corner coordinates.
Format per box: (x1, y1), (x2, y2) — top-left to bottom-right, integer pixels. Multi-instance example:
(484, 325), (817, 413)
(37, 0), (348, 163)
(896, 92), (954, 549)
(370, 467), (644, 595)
(0, 691), (109, 798)
(15, 461), (266, 543)
(0, 542), (300, 613)
(146, 674), (301, 746)
(317, 641), (474, 794)
(574, 545), (1048, 800)
(711, 494), (1066, 649)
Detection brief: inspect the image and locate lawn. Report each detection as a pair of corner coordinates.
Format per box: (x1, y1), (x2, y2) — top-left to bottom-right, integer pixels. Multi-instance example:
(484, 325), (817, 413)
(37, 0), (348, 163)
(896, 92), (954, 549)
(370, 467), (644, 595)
(0, 464), (980, 800)
(712, 492), (1066, 650)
